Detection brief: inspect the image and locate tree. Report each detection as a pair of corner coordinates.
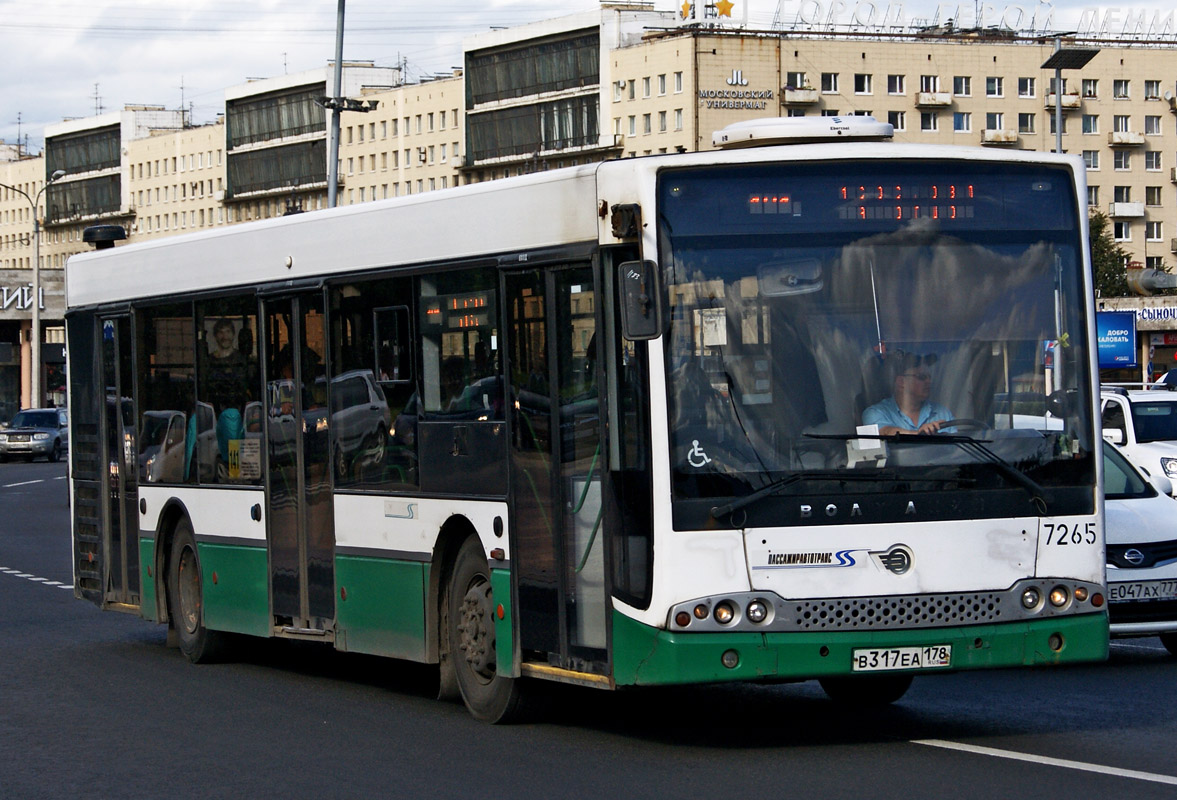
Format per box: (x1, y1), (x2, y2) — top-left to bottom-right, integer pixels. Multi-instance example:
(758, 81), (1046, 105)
(1089, 210), (1130, 297)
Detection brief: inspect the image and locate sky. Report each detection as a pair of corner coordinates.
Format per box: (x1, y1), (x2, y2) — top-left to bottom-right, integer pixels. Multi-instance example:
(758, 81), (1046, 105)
(1, 0), (1169, 153)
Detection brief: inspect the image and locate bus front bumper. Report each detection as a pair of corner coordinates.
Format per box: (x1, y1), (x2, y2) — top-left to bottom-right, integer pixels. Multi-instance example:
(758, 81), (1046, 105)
(611, 610), (1108, 687)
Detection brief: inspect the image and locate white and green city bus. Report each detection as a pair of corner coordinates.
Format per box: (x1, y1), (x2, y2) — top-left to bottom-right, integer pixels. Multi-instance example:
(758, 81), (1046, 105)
(67, 118), (1108, 722)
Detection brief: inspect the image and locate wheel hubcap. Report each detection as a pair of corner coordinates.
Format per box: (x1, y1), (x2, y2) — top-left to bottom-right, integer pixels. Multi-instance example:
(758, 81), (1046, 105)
(457, 578), (495, 682)
(178, 546), (200, 634)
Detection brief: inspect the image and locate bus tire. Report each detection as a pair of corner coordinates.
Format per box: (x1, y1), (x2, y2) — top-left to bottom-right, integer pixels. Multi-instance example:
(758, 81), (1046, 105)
(447, 535), (525, 723)
(818, 673), (913, 705)
(1160, 633), (1177, 657)
(167, 519), (227, 663)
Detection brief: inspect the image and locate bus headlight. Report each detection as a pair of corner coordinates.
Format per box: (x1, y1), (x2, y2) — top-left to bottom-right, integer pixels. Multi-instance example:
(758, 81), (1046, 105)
(746, 599), (768, 623)
(1049, 586), (1070, 607)
(1021, 587), (1042, 610)
(713, 601), (735, 624)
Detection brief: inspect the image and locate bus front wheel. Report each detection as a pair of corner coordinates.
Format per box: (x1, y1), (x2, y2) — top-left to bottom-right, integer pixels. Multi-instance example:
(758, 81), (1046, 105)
(167, 519), (227, 663)
(447, 535), (525, 722)
(819, 673), (913, 705)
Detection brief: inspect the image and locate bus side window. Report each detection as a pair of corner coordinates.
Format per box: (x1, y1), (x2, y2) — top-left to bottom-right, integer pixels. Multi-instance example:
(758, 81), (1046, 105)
(195, 296), (261, 485)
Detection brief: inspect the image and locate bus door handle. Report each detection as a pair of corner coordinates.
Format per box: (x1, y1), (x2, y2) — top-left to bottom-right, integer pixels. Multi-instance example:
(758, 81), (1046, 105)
(251, 504), (263, 522)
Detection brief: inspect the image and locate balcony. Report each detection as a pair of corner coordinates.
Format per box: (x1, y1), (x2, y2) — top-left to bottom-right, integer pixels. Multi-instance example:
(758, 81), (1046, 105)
(1109, 201), (1145, 218)
(915, 92), (952, 107)
(1045, 93), (1081, 110)
(981, 129), (1018, 146)
(1108, 130), (1146, 146)
(783, 87), (819, 105)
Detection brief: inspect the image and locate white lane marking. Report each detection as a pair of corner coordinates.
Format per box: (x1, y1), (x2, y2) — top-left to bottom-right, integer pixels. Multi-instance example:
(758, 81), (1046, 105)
(913, 739), (1177, 786)
(53, 475), (67, 481)
(2, 479), (43, 488)
(0, 567), (73, 591)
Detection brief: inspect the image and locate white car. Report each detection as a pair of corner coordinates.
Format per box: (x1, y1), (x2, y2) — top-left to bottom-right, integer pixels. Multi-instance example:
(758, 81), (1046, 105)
(1103, 441), (1177, 656)
(1100, 386), (1177, 496)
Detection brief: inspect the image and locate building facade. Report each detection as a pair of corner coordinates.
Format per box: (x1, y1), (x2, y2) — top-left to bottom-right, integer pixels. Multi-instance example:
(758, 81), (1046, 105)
(4, 6), (1177, 416)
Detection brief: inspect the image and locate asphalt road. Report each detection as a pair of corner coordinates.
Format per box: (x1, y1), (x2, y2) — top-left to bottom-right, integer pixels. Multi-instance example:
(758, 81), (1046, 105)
(2, 460), (1176, 799)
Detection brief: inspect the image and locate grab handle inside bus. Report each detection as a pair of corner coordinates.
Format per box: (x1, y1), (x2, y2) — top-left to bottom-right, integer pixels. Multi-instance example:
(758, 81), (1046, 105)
(618, 260), (664, 341)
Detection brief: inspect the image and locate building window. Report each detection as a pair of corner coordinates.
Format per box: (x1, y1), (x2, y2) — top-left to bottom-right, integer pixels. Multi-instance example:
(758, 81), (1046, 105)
(1114, 115), (1132, 132)
(888, 110), (906, 131)
(1145, 115), (1162, 135)
(1145, 79), (1161, 99)
(1018, 112), (1035, 133)
(986, 76), (1004, 97)
(628, 81), (635, 100)
(1147, 221), (1163, 241)
(1146, 186), (1163, 206)
(643, 113), (651, 134)
(921, 111), (938, 131)
(1113, 79), (1130, 99)
(920, 75), (939, 92)
(1049, 77), (1067, 95)
(821, 109), (840, 116)
(1114, 151), (1131, 170)
(1146, 151), (1162, 171)
(1115, 186), (1132, 203)
(1018, 77), (1036, 98)
(642, 77), (651, 98)
(1049, 116), (1067, 135)
(852, 109), (873, 116)
(787, 108), (806, 117)
(658, 74), (666, 95)
(1082, 114), (1098, 134)
(854, 73), (872, 94)
(658, 110), (667, 132)
(887, 74), (905, 94)
(1083, 150), (1100, 169)
(674, 71), (683, 93)
(613, 82), (623, 102)
(1082, 78), (1098, 98)
(628, 116), (636, 136)
(786, 71), (806, 89)
(821, 72), (838, 93)
(1114, 221), (1130, 241)
(953, 75), (971, 96)
(1087, 185), (1099, 206)
(674, 109), (683, 130)
(1147, 256), (1165, 269)
(986, 112), (1003, 130)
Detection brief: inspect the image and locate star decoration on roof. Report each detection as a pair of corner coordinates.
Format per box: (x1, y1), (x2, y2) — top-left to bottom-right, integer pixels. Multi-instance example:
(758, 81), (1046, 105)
(681, 1), (692, 19)
(716, 0), (735, 17)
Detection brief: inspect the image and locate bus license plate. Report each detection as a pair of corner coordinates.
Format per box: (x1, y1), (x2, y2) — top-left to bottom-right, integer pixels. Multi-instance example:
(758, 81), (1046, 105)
(1109, 580), (1177, 603)
(852, 645), (951, 672)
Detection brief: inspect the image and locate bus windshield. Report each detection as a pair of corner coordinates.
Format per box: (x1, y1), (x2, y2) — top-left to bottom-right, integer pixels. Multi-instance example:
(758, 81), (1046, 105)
(657, 159), (1095, 523)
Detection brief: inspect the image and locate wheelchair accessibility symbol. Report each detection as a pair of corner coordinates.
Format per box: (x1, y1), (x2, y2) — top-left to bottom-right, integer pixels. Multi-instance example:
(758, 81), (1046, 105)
(687, 440), (711, 468)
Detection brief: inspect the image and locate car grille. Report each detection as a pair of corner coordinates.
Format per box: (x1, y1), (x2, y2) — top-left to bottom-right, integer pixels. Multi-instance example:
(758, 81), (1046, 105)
(1107, 540), (1177, 569)
(1108, 599), (1177, 625)
(8, 434), (31, 443)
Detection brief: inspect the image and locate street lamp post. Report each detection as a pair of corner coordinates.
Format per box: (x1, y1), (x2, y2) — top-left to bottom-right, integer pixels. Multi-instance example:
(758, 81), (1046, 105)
(0, 168), (66, 409)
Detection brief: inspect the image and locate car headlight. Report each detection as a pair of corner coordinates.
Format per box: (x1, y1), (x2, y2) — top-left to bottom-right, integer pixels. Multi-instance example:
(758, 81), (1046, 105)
(1161, 457), (1177, 478)
(33, 432), (50, 441)
(0, 434), (7, 443)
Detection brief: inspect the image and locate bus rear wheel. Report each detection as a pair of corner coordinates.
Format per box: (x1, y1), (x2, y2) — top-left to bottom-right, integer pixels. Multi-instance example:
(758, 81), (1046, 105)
(167, 519), (227, 663)
(447, 535), (525, 722)
(819, 673), (913, 705)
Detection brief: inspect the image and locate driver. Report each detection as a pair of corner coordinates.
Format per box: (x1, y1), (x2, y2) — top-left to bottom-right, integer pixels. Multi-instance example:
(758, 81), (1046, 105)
(863, 353), (954, 435)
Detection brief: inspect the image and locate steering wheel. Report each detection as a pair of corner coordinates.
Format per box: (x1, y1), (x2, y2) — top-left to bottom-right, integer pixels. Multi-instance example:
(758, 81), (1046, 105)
(940, 418), (992, 434)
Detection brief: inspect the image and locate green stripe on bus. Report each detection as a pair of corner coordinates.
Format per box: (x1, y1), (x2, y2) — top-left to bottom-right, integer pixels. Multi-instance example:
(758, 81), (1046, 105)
(611, 611), (1108, 686)
(335, 555), (427, 661)
(139, 537), (158, 622)
(197, 542), (271, 637)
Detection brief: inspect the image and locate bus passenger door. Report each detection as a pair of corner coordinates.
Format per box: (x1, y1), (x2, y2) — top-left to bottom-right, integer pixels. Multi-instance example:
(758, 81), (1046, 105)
(262, 294), (335, 632)
(99, 315), (140, 608)
(504, 266), (608, 674)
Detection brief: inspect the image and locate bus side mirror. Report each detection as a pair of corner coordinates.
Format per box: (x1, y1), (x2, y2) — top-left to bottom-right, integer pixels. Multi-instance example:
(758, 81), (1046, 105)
(618, 260), (664, 341)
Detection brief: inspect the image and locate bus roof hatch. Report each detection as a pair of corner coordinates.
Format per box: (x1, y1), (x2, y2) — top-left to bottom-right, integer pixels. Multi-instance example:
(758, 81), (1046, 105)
(713, 116), (894, 149)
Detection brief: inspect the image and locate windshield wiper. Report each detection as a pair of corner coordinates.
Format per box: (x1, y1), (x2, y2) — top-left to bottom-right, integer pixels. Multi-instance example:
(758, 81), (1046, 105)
(709, 470), (964, 519)
(807, 431), (1053, 511)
